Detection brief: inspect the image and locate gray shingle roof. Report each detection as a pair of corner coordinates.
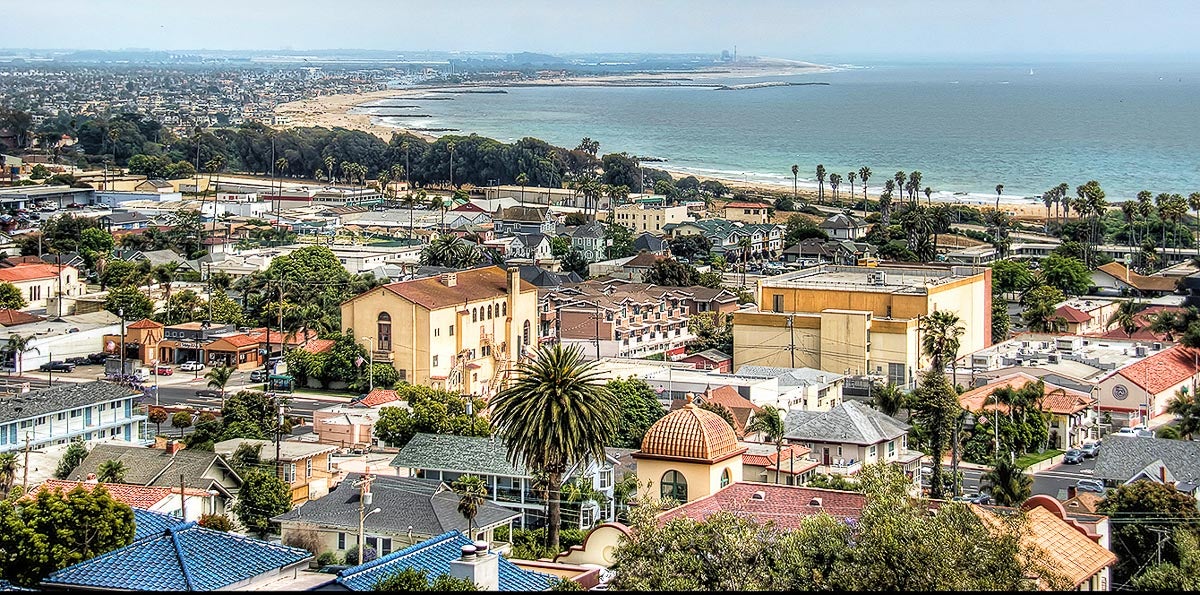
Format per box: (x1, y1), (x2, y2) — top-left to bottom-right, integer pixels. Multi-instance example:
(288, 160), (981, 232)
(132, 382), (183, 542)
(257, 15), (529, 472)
(784, 401), (909, 445)
(67, 443), (242, 490)
(735, 366), (845, 387)
(390, 434), (526, 476)
(273, 473), (519, 537)
(0, 381), (138, 424)
(1093, 435), (1200, 483)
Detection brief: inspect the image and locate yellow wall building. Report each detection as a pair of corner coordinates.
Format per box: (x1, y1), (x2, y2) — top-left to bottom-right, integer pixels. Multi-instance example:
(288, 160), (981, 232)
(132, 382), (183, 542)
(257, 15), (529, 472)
(733, 264), (992, 387)
(599, 203), (689, 235)
(632, 400), (746, 505)
(340, 266), (539, 396)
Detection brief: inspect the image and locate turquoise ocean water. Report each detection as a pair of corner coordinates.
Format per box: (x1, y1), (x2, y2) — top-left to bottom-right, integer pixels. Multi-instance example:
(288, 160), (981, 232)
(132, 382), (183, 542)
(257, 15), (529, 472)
(364, 61), (1200, 203)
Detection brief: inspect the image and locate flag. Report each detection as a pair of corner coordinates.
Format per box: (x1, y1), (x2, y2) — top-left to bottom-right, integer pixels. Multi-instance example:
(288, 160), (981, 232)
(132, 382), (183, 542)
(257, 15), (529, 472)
(355, 356), (365, 367)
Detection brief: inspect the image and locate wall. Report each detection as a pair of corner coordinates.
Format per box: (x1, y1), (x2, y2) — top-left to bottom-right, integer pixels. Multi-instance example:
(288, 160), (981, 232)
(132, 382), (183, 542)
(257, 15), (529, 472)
(731, 312), (821, 370)
(634, 455), (742, 505)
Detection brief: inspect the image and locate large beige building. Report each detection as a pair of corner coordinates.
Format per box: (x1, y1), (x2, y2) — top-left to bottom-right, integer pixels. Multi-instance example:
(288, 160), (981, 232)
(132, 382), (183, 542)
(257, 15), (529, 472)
(340, 266), (539, 396)
(733, 264), (992, 388)
(0, 263), (87, 311)
(600, 203), (689, 234)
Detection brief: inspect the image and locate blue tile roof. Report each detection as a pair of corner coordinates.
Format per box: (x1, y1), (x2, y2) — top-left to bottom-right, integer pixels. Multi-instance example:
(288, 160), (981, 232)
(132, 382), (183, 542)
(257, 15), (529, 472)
(335, 531), (554, 591)
(133, 508), (183, 541)
(41, 521), (312, 591)
(0, 580), (32, 592)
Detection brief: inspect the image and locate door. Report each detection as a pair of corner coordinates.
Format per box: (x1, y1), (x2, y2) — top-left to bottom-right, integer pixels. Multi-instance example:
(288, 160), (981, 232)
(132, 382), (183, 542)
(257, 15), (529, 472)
(822, 448), (831, 466)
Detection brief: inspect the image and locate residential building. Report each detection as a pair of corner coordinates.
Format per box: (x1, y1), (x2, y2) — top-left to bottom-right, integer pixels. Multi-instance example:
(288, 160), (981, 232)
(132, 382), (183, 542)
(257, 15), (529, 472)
(1006, 498), (1116, 590)
(819, 213), (869, 240)
(541, 280), (697, 359)
(667, 219), (784, 259)
(390, 433), (619, 529)
(274, 474), (520, 558)
(100, 211), (152, 231)
(1091, 262), (1178, 296)
(518, 266), (582, 289)
(0, 382), (146, 454)
(570, 221), (607, 262)
(957, 372), (1097, 449)
(40, 521), (312, 592)
(586, 251), (663, 282)
(684, 385), (761, 437)
(678, 349), (732, 373)
(1093, 435), (1200, 492)
(0, 262), (86, 311)
(632, 232), (671, 256)
(734, 365), (845, 411)
(1088, 304), (1188, 342)
(331, 531), (555, 591)
(340, 266), (539, 396)
(783, 401), (924, 483)
(215, 438), (337, 505)
(67, 443), (242, 518)
(782, 238), (877, 266)
(493, 205), (555, 235)
(312, 404), (380, 450)
(36, 479), (216, 522)
(603, 203), (688, 234)
(739, 442), (818, 485)
(734, 264), (993, 385)
(632, 400), (747, 504)
(721, 201), (770, 224)
(1054, 298), (1120, 335)
(508, 233), (552, 261)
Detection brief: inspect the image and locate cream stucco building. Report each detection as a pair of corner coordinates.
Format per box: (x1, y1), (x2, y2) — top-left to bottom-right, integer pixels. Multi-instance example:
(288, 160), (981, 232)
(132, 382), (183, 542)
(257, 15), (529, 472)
(633, 399), (746, 505)
(0, 263), (87, 312)
(600, 203), (689, 235)
(340, 266), (539, 396)
(733, 264), (992, 388)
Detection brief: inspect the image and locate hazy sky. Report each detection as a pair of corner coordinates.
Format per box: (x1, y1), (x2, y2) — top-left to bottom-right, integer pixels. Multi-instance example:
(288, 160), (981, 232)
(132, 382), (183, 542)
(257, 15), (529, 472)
(10, 0), (1200, 60)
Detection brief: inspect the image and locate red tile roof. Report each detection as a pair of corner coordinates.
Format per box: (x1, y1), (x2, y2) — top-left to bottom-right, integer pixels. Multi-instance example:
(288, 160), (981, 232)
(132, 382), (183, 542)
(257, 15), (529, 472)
(0, 309), (44, 326)
(1055, 305), (1092, 324)
(126, 318), (163, 330)
(359, 388), (401, 408)
(1116, 345), (1200, 395)
(207, 334), (259, 349)
(0, 263), (63, 282)
(374, 266), (532, 310)
(700, 385), (761, 435)
(959, 373), (1093, 415)
(658, 482), (867, 531)
(302, 338), (336, 354)
(37, 479), (209, 509)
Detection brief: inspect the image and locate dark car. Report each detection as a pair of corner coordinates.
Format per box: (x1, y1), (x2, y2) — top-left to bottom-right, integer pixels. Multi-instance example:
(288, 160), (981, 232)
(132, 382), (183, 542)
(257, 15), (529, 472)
(65, 356), (91, 366)
(87, 352), (110, 365)
(195, 389), (221, 398)
(249, 369), (268, 382)
(1063, 449), (1085, 464)
(39, 361), (75, 372)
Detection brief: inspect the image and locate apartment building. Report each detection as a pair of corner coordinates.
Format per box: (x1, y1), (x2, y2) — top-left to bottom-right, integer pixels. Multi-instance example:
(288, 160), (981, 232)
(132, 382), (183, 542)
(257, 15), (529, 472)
(734, 264), (992, 386)
(721, 201), (770, 224)
(0, 381), (147, 453)
(340, 266), (539, 396)
(666, 219), (785, 259)
(602, 203), (688, 234)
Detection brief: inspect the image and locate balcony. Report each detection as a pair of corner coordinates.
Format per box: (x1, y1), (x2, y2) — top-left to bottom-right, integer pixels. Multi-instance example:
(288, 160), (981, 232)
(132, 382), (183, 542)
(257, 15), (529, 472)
(818, 459), (862, 476)
(495, 486), (523, 503)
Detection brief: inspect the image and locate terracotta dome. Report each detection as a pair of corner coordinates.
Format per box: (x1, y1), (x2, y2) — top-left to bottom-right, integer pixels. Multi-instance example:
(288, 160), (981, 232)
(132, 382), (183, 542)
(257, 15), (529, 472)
(638, 401), (743, 462)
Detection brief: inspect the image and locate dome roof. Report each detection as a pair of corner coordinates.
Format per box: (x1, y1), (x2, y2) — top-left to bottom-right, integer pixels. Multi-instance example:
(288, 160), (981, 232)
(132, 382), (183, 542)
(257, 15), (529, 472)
(638, 402), (743, 463)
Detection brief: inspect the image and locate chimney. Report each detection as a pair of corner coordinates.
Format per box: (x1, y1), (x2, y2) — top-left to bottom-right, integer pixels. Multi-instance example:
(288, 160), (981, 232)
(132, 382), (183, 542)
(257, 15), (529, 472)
(1160, 465), (1169, 485)
(449, 541), (499, 591)
(85, 472), (98, 483)
(440, 272), (457, 287)
(506, 266), (520, 295)
(166, 440), (185, 455)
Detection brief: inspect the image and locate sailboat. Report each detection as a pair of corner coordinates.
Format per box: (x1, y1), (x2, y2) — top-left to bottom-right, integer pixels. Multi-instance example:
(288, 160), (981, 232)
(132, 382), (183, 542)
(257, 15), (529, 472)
(1029, 68), (1035, 75)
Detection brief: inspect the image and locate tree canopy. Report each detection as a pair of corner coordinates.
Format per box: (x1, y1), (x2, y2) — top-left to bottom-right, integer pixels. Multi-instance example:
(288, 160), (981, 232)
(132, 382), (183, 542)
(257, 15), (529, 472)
(373, 385), (490, 448)
(605, 378), (666, 448)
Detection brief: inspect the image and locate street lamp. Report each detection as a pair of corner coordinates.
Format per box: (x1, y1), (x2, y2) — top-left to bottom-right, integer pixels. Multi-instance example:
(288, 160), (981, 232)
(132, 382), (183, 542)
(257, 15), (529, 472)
(354, 472), (378, 565)
(359, 337), (374, 393)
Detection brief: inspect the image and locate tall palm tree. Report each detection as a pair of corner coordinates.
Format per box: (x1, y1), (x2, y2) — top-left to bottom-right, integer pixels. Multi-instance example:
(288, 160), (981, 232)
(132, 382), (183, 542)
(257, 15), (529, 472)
(872, 382), (906, 418)
(994, 184), (1004, 213)
(0, 452), (18, 493)
(1166, 389), (1200, 440)
(746, 405), (786, 484)
(737, 236), (752, 286)
(1106, 300), (1146, 339)
(490, 344), (619, 551)
(206, 365), (234, 408)
(516, 172), (529, 207)
(97, 459), (128, 483)
(981, 457), (1032, 506)
(4, 334), (37, 376)
(858, 167), (872, 202)
(1042, 192), (1055, 234)
(388, 163), (406, 208)
(1150, 311), (1181, 341)
(924, 186), (933, 205)
(1120, 201), (1137, 259)
(920, 310), (965, 385)
(323, 155), (336, 183)
(815, 165), (826, 204)
(446, 141), (456, 189)
(879, 189), (894, 228)
(1055, 182), (1070, 227)
(1156, 192), (1171, 249)
(407, 189), (426, 240)
(894, 171), (907, 204)
(828, 173), (842, 204)
(451, 474), (488, 539)
(847, 171), (857, 202)
(790, 164), (799, 204)
(908, 171), (923, 203)
(1189, 193), (1200, 258)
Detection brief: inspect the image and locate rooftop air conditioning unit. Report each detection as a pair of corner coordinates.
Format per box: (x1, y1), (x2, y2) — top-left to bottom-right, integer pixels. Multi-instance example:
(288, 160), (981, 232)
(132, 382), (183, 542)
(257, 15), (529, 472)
(1048, 354), (1060, 363)
(1153, 342), (1163, 351)
(1136, 345), (1148, 357)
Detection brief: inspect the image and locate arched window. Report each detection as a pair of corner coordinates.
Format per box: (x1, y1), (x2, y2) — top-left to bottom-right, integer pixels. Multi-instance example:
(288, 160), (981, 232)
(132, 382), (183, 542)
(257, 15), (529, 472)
(523, 320), (531, 346)
(487, 305), (493, 319)
(720, 468), (731, 488)
(660, 470), (687, 502)
(472, 308), (477, 323)
(502, 302), (507, 316)
(377, 312), (392, 351)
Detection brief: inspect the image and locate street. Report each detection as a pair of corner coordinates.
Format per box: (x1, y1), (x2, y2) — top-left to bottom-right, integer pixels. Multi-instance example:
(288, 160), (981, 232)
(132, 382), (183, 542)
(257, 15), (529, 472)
(1031, 456), (1099, 500)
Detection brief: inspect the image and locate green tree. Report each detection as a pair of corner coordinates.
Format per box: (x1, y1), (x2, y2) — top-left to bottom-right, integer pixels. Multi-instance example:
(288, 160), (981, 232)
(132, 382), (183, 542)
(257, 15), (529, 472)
(198, 513), (233, 532)
(372, 386), (490, 447)
(0, 283), (26, 310)
(604, 223), (636, 259)
(605, 378), (665, 448)
(913, 370), (962, 500)
(700, 401), (737, 430)
(980, 457), (1032, 506)
(746, 405), (786, 485)
(490, 345), (619, 551)
(205, 366), (234, 407)
(420, 234), (482, 268)
(0, 453), (18, 493)
(642, 258), (700, 287)
(1040, 254), (1091, 296)
(451, 474), (488, 539)
(28, 164), (50, 179)
(560, 249), (589, 277)
(991, 299), (1011, 343)
(872, 381), (906, 417)
(234, 469), (293, 538)
(784, 214), (829, 245)
(54, 439), (89, 479)
(1166, 388), (1200, 441)
(685, 311), (733, 355)
(1132, 527), (1200, 590)
(919, 310), (965, 375)
(990, 260), (1033, 295)
(96, 459), (128, 483)
(171, 410), (193, 437)
(1021, 285), (1068, 332)
(373, 567), (479, 591)
(105, 285), (155, 320)
(1106, 300), (1147, 339)
(1098, 480), (1200, 583)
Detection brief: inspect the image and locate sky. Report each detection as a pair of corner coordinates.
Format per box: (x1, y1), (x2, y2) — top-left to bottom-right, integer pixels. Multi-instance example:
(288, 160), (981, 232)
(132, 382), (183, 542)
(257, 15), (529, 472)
(9, 0), (1200, 61)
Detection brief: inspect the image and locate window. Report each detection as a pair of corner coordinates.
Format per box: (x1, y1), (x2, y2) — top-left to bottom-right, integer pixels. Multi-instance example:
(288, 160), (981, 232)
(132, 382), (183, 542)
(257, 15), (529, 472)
(434, 328), (439, 337)
(432, 355), (439, 367)
(306, 458), (312, 478)
(869, 445), (878, 458)
(502, 302), (506, 316)
(337, 532), (346, 550)
(887, 363), (906, 385)
(56, 413), (65, 421)
(487, 305), (493, 319)
(888, 440), (896, 457)
(472, 308), (478, 323)
(660, 470), (688, 502)
(284, 464), (296, 483)
(772, 294), (783, 312)
(449, 324), (454, 336)
(377, 312), (392, 351)
(597, 469), (613, 490)
(327, 456), (333, 471)
(523, 320), (531, 346)
(720, 468), (731, 488)
(70, 410), (81, 418)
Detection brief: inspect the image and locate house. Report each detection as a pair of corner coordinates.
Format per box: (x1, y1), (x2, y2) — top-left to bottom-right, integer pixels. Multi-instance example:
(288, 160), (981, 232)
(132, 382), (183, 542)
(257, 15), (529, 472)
(980, 497), (1117, 590)
(783, 401), (924, 483)
(1089, 304), (1188, 342)
(312, 404), (381, 450)
(586, 251), (663, 282)
(390, 433), (619, 529)
(1092, 262), (1178, 296)
(340, 266), (539, 395)
(67, 443), (242, 518)
(133, 179), (175, 193)
(782, 238), (877, 266)
(0, 381), (146, 454)
(734, 365), (846, 411)
(957, 372), (1097, 449)
(0, 308), (44, 327)
(99, 211), (152, 232)
(41, 252), (86, 270)
(570, 221), (607, 262)
(493, 205), (555, 235)
(274, 473), (520, 559)
(632, 232), (671, 256)
(214, 438), (338, 505)
(665, 218), (784, 261)
(632, 400), (747, 505)
(40, 521), (312, 592)
(721, 201), (770, 224)
(678, 349), (732, 373)
(1054, 298), (1120, 335)
(819, 213), (869, 240)
(1094, 345), (1200, 422)
(738, 442), (818, 485)
(1093, 435), (1200, 491)
(36, 479), (217, 522)
(517, 266), (582, 289)
(604, 203), (688, 234)
(331, 531), (555, 591)
(540, 280), (696, 358)
(508, 233), (552, 261)
(0, 262), (87, 311)
(690, 385), (760, 435)
(657, 482), (867, 529)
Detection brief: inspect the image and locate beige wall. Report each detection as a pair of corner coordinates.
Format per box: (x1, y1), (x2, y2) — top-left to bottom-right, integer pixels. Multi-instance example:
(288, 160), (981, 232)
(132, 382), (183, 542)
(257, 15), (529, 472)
(604, 204), (688, 234)
(732, 310), (918, 380)
(635, 454), (743, 504)
(723, 205), (769, 224)
(280, 521), (499, 559)
(732, 312), (821, 370)
(6, 266), (87, 311)
(818, 310), (870, 375)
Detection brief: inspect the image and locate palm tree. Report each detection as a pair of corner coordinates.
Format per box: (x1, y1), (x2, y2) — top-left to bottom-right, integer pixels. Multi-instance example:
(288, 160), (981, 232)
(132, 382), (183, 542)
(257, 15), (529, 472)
(872, 382), (906, 418)
(924, 186), (933, 205)
(206, 366), (234, 408)
(1106, 300), (1146, 339)
(1156, 192), (1171, 249)
(858, 167), (872, 202)
(790, 164), (799, 204)
(1042, 192), (1056, 234)
(908, 171), (923, 203)
(4, 334), (37, 376)
(879, 189), (894, 228)
(516, 172), (529, 207)
(920, 310), (965, 385)
(893, 171), (907, 204)
(1166, 389), (1200, 440)
(1189, 193), (1200, 258)
(153, 261), (180, 322)
(1056, 183), (1070, 227)
(421, 234), (481, 269)
(828, 173), (842, 204)
(746, 405), (786, 484)
(323, 155), (336, 183)
(994, 184), (1004, 213)
(1150, 311), (1181, 341)
(451, 474), (488, 540)
(981, 457), (1032, 506)
(97, 459), (128, 483)
(737, 236), (752, 286)
(1120, 201), (1137, 259)
(446, 141), (456, 189)
(489, 344), (620, 551)
(815, 165), (826, 204)
(847, 171), (857, 201)
(0, 452), (18, 493)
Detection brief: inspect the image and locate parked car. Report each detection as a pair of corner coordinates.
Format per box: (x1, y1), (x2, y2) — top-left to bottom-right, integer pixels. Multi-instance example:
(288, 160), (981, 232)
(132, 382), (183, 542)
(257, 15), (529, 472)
(1063, 449), (1085, 464)
(1115, 426), (1154, 438)
(65, 356), (91, 366)
(87, 352), (110, 365)
(1076, 478), (1106, 493)
(152, 365), (173, 376)
(1081, 442), (1101, 458)
(179, 361), (205, 372)
(195, 389), (220, 398)
(39, 361), (75, 372)
(249, 369), (268, 382)
(132, 367), (151, 382)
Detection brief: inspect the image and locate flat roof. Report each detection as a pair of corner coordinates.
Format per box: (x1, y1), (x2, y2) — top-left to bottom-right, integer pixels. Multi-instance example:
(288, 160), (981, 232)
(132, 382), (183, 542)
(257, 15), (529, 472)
(0, 186), (94, 197)
(761, 264), (983, 295)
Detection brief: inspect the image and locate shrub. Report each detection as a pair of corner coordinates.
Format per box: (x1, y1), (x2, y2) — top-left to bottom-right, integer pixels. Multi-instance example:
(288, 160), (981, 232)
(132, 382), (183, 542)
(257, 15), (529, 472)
(316, 551), (342, 567)
(198, 514), (232, 532)
(344, 544), (377, 565)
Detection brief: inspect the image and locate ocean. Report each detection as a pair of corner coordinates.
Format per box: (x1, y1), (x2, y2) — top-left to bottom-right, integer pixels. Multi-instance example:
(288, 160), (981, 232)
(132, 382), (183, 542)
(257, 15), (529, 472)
(365, 61), (1200, 203)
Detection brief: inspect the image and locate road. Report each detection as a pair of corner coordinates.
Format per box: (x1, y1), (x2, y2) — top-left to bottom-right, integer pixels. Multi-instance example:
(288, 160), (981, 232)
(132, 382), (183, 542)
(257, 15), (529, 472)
(1031, 456), (1099, 499)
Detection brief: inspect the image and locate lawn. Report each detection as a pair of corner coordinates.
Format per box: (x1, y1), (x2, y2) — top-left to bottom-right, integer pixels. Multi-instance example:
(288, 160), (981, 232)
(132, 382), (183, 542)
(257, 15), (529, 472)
(1014, 449), (1063, 469)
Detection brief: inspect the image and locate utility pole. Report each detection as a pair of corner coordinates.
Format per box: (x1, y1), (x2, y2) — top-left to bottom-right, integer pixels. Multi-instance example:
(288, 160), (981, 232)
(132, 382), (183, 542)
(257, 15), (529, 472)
(119, 308), (126, 376)
(354, 472), (376, 564)
(179, 473), (187, 520)
(1150, 526), (1172, 566)
(787, 314), (795, 368)
(594, 303), (601, 360)
(22, 433), (31, 491)
(274, 395), (284, 475)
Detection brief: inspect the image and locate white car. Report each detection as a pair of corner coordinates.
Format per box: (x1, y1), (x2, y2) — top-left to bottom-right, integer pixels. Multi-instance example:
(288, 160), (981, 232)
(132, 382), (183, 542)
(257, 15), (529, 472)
(179, 361), (205, 372)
